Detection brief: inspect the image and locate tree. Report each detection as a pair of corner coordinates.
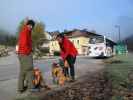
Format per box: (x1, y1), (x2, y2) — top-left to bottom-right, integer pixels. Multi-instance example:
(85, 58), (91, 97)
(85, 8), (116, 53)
(5, 35), (17, 46)
(0, 29), (16, 46)
(32, 22), (46, 49)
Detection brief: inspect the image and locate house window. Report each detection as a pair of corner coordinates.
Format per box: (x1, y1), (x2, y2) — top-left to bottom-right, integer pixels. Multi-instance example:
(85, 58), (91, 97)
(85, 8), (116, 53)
(77, 40), (79, 44)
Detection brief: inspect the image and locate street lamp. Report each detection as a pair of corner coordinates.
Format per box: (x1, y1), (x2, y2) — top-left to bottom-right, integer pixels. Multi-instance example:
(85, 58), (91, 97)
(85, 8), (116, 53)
(115, 25), (121, 42)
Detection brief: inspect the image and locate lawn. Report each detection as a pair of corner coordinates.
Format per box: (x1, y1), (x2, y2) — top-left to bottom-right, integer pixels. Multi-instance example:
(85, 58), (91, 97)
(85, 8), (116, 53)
(104, 53), (133, 100)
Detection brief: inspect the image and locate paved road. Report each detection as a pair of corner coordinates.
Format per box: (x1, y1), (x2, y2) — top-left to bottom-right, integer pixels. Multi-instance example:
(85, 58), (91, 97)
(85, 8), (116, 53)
(0, 52), (104, 100)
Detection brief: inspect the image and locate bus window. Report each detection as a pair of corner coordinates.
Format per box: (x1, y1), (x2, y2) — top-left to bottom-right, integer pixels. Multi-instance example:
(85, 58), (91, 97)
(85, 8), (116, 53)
(89, 36), (104, 44)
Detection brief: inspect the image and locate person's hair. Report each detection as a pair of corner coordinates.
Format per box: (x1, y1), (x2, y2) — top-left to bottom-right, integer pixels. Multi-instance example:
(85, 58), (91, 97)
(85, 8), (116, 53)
(56, 34), (64, 39)
(56, 34), (65, 50)
(26, 20), (35, 28)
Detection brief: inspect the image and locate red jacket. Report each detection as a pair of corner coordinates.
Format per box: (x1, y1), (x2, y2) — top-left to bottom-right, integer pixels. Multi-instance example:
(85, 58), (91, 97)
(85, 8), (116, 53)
(59, 37), (78, 60)
(18, 25), (32, 55)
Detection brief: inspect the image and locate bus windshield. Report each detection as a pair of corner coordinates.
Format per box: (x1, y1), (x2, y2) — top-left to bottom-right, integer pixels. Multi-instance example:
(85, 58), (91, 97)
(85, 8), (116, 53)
(89, 36), (104, 44)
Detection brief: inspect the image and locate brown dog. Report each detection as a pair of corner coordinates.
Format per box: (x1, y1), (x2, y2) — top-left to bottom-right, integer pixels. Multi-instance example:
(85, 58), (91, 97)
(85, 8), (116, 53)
(52, 63), (66, 86)
(33, 67), (51, 90)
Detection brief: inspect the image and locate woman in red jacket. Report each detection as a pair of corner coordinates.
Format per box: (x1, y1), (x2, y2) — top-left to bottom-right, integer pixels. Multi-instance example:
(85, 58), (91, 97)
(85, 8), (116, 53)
(56, 34), (78, 81)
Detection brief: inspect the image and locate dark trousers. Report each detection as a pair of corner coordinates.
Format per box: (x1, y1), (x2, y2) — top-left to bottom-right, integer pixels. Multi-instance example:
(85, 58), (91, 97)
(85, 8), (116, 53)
(66, 55), (76, 79)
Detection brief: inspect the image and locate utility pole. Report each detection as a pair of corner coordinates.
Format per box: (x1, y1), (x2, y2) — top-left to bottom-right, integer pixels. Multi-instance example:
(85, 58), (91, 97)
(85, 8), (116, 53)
(115, 25), (121, 42)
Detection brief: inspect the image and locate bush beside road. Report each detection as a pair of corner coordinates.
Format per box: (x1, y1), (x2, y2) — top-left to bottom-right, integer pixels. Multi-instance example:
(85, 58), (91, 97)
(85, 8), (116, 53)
(0, 45), (8, 57)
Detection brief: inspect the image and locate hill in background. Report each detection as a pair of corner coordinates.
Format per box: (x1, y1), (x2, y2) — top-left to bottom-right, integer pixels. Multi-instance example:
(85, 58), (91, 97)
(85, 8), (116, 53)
(125, 34), (133, 51)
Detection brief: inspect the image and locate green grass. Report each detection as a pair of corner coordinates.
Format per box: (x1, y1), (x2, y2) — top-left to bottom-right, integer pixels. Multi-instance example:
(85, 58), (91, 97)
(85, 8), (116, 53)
(15, 95), (40, 100)
(104, 53), (133, 99)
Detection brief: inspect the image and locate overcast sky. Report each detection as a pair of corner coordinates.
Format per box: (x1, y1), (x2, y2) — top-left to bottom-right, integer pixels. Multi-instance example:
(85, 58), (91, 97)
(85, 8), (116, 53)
(0, 0), (133, 41)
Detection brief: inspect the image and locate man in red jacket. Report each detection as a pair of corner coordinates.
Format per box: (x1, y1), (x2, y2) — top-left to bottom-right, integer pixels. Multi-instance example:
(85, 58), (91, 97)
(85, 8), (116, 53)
(17, 19), (35, 93)
(56, 34), (78, 81)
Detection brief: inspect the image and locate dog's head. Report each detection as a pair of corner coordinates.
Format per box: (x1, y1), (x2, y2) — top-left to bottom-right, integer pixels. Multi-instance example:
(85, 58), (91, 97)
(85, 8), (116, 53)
(34, 67), (41, 76)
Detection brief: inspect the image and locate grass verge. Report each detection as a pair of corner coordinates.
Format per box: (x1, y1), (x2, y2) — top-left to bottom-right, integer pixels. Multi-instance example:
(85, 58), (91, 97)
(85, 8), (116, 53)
(104, 53), (133, 100)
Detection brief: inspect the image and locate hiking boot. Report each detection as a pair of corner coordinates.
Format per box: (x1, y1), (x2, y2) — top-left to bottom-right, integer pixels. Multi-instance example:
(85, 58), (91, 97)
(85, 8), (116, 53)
(17, 89), (25, 94)
(69, 77), (75, 83)
(69, 79), (75, 82)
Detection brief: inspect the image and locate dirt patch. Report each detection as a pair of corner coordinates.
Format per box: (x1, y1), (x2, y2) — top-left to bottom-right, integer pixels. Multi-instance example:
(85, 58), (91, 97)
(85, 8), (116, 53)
(34, 71), (112, 100)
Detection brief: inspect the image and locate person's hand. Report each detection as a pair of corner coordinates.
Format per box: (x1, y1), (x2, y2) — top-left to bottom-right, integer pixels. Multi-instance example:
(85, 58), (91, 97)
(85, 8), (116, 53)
(24, 17), (29, 25)
(64, 60), (69, 68)
(15, 45), (19, 54)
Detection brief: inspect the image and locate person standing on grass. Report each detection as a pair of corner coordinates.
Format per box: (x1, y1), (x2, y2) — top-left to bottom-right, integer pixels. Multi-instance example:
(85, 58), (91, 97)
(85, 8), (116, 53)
(17, 19), (35, 93)
(56, 34), (78, 82)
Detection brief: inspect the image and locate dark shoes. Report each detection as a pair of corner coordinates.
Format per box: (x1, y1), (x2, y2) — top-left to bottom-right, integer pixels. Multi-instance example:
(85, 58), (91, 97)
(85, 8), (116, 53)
(69, 77), (75, 82)
(17, 89), (25, 94)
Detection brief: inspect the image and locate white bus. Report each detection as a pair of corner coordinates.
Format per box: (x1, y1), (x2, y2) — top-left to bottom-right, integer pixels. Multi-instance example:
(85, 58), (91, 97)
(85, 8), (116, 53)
(88, 36), (114, 57)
